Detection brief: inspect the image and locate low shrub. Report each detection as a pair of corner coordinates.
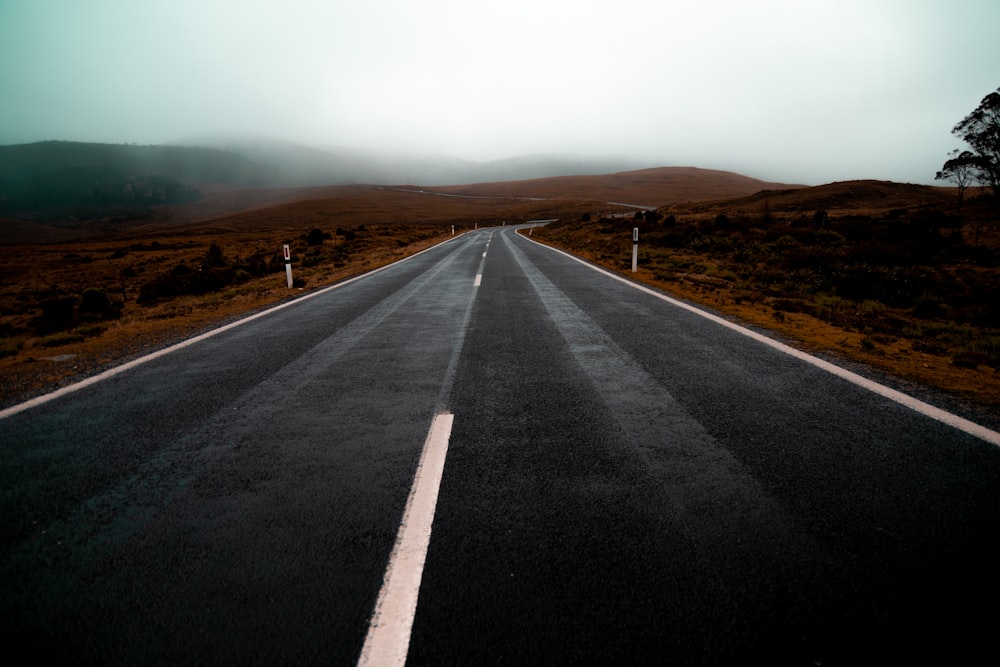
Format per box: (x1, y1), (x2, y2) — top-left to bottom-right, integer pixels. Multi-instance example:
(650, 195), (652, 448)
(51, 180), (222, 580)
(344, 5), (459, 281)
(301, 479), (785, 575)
(138, 265), (235, 304)
(79, 287), (119, 319)
(35, 296), (78, 334)
(953, 337), (1000, 369)
(0, 337), (23, 358)
(306, 228), (329, 246)
(38, 331), (85, 348)
(952, 351), (992, 369)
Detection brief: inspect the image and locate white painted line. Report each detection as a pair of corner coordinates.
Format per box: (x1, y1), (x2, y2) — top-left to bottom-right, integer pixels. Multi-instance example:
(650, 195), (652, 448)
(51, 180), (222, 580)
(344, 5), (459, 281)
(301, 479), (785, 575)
(521, 235), (1000, 448)
(473, 274), (482, 287)
(358, 412), (454, 667)
(0, 237), (463, 420)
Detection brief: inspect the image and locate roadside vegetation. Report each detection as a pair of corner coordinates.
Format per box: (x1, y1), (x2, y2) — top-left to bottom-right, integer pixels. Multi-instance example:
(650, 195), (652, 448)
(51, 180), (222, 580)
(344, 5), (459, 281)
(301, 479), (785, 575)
(0, 222), (448, 405)
(532, 186), (1000, 408)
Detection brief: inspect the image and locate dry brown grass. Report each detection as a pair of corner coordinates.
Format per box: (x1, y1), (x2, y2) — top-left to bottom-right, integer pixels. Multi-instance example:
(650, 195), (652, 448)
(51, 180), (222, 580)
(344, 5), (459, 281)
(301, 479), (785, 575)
(673, 179), (958, 216)
(4, 170), (994, 417)
(529, 183), (1000, 412)
(434, 166), (800, 204)
(0, 224), (450, 406)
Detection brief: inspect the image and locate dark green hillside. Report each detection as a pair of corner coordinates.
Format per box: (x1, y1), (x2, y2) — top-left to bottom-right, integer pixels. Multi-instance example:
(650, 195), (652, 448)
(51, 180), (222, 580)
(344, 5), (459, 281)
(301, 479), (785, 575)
(0, 141), (276, 223)
(0, 141), (276, 184)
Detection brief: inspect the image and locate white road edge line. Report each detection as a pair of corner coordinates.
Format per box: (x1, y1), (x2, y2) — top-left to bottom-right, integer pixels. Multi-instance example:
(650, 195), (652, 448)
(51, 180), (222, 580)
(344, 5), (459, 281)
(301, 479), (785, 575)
(519, 233), (1000, 448)
(474, 273), (482, 287)
(358, 412), (454, 667)
(0, 236), (467, 420)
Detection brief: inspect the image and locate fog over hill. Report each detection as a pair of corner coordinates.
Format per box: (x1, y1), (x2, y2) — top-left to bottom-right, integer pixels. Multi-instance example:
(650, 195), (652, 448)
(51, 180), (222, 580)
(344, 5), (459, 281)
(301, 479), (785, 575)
(0, 138), (673, 222)
(1, 137), (661, 190)
(0, 137), (811, 239)
(168, 134), (659, 187)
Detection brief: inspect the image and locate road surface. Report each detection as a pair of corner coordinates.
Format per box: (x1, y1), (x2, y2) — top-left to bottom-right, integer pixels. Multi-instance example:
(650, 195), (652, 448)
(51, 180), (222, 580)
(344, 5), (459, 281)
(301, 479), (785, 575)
(2, 226), (999, 665)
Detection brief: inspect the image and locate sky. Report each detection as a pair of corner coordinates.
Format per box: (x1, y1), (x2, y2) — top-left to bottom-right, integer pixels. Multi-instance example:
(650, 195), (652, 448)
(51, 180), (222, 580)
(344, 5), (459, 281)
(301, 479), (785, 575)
(1, 0), (998, 185)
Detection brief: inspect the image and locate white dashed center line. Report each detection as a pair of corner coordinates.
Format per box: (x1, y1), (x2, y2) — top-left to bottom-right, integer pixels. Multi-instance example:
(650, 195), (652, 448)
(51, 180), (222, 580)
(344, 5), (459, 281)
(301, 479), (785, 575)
(358, 412), (455, 667)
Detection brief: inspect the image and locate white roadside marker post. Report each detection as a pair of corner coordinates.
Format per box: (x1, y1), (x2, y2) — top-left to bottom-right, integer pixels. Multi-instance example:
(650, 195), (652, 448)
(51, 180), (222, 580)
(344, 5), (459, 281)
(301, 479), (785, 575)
(451, 225), (455, 236)
(283, 244), (293, 288)
(632, 227), (639, 273)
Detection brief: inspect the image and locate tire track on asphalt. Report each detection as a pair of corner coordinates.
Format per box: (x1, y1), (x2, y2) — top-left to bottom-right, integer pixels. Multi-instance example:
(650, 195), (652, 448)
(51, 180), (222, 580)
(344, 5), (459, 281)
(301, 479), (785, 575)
(502, 231), (834, 601)
(518, 233), (1000, 447)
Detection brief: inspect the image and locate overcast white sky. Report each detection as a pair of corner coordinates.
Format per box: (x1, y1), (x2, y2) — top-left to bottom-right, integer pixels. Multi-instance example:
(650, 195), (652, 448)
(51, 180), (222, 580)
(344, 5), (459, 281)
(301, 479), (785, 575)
(1, 0), (998, 184)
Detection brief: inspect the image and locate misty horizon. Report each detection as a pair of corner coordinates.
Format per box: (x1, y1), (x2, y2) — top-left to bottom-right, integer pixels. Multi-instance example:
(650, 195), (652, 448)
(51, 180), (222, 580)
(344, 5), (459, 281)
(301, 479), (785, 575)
(0, 137), (716, 190)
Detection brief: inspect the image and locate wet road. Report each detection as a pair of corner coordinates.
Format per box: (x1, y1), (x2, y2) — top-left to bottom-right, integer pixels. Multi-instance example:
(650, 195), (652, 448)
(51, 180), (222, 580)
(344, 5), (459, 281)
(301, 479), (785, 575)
(3, 226), (999, 665)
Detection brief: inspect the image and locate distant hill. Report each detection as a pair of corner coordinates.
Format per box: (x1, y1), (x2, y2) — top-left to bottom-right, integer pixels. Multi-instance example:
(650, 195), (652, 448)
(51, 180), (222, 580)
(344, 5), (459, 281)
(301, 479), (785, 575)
(13, 139), (954, 240)
(169, 135), (656, 187)
(0, 139), (661, 222)
(0, 141), (280, 223)
(195, 166), (801, 227)
(676, 179), (958, 215)
(153, 175), (959, 243)
(433, 167), (802, 206)
(0, 140), (276, 185)
(0, 154), (962, 244)
(0, 139), (723, 224)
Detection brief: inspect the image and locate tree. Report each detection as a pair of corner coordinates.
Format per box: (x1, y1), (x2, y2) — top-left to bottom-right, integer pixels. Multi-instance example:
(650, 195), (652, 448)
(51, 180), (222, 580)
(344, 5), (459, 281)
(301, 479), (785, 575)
(935, 149), (979, 206)
(943, 87), (1000, 196)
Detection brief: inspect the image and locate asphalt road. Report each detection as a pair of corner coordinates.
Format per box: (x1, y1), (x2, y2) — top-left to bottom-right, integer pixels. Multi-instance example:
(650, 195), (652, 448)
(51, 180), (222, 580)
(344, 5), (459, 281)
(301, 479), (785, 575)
(2, 226), (999, 665)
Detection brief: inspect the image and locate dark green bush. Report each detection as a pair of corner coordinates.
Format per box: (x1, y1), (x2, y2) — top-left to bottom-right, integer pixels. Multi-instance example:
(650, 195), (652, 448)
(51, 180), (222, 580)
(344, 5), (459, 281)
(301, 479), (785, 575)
(138, 267), (234, 303)
(204, 242), (227, 268)
(79, 288), (112, 317)
(307, 228), (329, 246)
(36, 296), (77, 333)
